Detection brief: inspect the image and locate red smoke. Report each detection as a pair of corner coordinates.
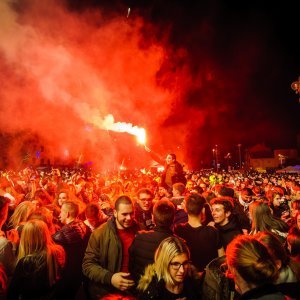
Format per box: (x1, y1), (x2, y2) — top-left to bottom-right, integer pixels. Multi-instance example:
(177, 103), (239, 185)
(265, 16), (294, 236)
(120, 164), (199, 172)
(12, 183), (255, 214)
(0, 0), (195, 170)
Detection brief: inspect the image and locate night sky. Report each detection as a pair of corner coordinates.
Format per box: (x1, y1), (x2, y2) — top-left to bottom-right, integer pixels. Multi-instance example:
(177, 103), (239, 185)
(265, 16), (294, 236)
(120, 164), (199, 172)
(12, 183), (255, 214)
(0, 0), (299, 169)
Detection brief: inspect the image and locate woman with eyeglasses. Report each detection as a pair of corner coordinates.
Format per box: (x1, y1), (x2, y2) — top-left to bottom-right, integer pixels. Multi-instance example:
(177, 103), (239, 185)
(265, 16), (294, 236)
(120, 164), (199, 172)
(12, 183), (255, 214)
(137, 236), (201, 299)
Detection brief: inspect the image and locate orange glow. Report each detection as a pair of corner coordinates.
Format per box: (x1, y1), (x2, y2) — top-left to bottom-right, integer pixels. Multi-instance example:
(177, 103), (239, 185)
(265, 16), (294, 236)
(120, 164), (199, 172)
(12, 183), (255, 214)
(103, 114), (146, 145)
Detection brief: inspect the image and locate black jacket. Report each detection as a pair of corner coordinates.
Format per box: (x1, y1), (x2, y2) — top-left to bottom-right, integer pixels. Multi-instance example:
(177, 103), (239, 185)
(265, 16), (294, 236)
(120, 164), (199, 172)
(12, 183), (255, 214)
(52, 219), (91, 299)
(215, 217), (243, 249)
(129, 226), (174, 283)
(138, 274), (202, 300)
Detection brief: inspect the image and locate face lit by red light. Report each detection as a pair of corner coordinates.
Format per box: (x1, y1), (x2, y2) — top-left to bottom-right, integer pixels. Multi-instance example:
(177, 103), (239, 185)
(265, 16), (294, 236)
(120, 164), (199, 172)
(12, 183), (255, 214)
(114, 203), (134, 230)
(166, 154), (175, 165)
(137, 192), (153, 211)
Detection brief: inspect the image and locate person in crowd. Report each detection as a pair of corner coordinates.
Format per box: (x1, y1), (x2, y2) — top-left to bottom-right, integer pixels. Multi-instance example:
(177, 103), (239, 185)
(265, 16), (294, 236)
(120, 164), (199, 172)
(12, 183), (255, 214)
(137, 236), (201, 299)
(129, 199), (175, 284)
(210, 197), (243, 249)
(269, 191), (290, 222)
(288, 199), (300, 227)
(27, 206), (58, 235)
(52, 200), (91, 300)
(161, 153), (186, 192)
(145, 148), (186, 193)
(82, 195), (139, 300)
(7, 219), (65, 300)
(226, 235), (286, 299)
(0, 263), (7, 299)
(171, 182), (188, 227)
(134, 188), (154, 230)
(174, 193), (224, 272)
(287, 231), (300, 263)
(249, 201), (289, 243)
(255, 231), (300, 299)
(84, 202), (104, 231)
(0, 196), (16, 281)
(8, 201), (36, 236)
(289, 211), (300, 235)
(154, 184), (171, 201)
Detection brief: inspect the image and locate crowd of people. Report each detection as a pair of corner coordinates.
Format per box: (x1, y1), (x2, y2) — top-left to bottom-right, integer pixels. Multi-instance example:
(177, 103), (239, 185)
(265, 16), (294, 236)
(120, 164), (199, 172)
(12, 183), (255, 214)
(0, 153), (300, 299)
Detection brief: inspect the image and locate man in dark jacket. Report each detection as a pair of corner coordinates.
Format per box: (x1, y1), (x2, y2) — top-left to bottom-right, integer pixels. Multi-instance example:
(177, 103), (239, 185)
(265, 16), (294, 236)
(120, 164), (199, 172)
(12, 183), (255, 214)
(52, 200), (91, 300)
(134, 188), (155, 230)
(129, 199), (175, 284)
(210, 197), (243, 249)
(82, 195), (139, 300)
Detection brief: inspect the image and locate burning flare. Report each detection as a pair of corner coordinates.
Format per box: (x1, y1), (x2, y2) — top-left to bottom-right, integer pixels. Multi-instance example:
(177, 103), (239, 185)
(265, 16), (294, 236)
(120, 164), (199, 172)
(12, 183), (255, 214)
(103, 114), (146, 145)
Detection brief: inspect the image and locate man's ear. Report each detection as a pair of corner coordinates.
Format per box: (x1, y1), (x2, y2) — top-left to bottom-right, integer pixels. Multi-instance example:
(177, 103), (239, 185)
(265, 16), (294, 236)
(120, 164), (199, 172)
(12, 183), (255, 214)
(113, 209), (117, 219)
(225, 211), (231, 219)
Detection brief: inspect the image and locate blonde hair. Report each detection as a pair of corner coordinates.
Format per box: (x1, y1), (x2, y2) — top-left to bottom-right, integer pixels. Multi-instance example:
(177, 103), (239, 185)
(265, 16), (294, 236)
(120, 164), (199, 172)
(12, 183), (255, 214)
(226, 235), (278, 286)
(18, 220), (65, 286)
(138, 236), (190, 291)
(8, 201), (35, 229)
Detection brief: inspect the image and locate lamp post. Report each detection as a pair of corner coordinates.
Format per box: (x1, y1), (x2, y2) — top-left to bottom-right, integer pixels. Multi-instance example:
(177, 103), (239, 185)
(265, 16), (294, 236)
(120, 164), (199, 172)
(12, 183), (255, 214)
(237, 144), (242, 169)
(215, 145), (219, 172)
(291, 76), (300, 102)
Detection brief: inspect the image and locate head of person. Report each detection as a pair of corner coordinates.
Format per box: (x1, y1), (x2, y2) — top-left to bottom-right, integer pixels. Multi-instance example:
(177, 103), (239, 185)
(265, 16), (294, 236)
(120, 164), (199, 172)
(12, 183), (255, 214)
(249, 201), (272, 229)
(114, 195), (134, 230)
(157, 185), (169, 198)
(0, 196), (9, 228)
(136, 188), (154, 211)
(56, 189), (71, 207)
(271, 192), (285, 208)
(226, 235), (278, 295)
(154, 236), (191, 286)
(240, 188), (253, 203)
(287, 232), (300, 258)
(18, 219), (52, 259)
(185, 193), (206, 217)
(60, 201), (79, 225)
(255, 231), (290, 270)
(9, 201), (36, 229)
(291, 200), (300, 218)
(185, 180), (194, 191)
(85, 202), (102, 229)
(153, 200), (175, 228)
(210, 197), (234, 226)
(166, 153), (176, 165)
(172, 182), (186, 197)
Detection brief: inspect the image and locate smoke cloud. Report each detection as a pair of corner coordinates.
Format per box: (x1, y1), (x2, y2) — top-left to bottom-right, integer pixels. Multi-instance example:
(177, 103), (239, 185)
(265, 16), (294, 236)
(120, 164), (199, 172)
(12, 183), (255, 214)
(0, 0), (193, 170)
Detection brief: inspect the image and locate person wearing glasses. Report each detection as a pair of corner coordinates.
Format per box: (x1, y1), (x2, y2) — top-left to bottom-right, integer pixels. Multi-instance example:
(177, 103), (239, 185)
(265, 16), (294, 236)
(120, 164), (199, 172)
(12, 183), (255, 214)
(137, 236), (201, 299)
(134, 188), (155, 230)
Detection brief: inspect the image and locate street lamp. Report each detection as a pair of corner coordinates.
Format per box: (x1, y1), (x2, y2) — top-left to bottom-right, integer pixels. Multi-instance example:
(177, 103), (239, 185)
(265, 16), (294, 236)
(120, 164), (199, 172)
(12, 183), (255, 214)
(215, 145), (219, 172)
(237, 144), (242, 169)
(291, 76), (300, 102)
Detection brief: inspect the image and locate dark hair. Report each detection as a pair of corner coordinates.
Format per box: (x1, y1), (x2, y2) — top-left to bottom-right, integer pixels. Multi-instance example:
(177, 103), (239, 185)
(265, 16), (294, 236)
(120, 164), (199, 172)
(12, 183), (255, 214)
(114, 195), (133, 211)
(287, 232), (300, 257)
(241, 187), (254, 196)
(210, 197), (234, 214)
(85, 203), (100, 219)
(153, 200), (175, 227)
(168, 153), (176, 161)
(136, 188), (154, 200)
(185, 193), (206, 216)
(172, 182), (186, 195)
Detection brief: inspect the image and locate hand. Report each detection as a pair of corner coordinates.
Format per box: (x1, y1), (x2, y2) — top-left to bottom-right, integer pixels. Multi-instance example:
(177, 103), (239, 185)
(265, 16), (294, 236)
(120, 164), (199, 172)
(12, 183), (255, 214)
(207, 221), (215, 228)
(100, 202), (111, 210)
(111, 272), (135, 291)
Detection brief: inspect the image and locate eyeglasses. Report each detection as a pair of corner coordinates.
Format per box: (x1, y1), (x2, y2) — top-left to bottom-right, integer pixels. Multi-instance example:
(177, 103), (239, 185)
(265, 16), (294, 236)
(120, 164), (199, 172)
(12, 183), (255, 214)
(139, 198), (153, 203)
(169, 261), (191, 270)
